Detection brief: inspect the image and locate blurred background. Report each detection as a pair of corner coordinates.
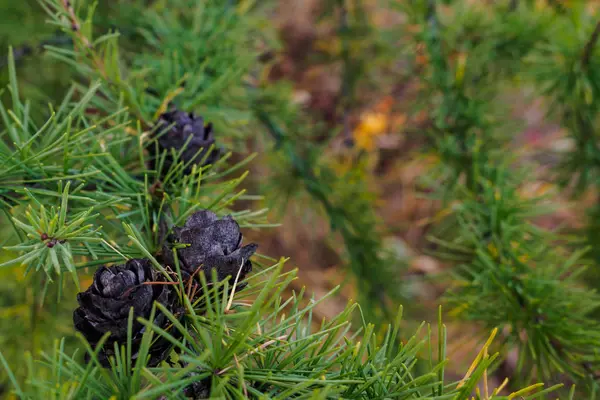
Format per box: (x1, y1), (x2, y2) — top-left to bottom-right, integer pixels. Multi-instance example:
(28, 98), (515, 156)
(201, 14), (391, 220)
(2, 0), (600, 397)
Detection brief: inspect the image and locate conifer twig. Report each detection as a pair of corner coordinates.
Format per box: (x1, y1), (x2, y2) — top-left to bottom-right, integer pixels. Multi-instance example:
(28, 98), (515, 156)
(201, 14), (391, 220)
(59, 0), (107, 79)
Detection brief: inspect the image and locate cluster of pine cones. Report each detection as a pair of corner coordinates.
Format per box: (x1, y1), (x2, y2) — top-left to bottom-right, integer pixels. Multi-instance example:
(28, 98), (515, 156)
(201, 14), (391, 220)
(73, 110), (257, 367)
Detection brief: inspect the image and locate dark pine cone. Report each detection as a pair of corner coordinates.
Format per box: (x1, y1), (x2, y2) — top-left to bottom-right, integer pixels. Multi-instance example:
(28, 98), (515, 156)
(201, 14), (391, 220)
(150, 109), (221, 175)
(162, 210), (257, 285)
(73, 259), (177, 367)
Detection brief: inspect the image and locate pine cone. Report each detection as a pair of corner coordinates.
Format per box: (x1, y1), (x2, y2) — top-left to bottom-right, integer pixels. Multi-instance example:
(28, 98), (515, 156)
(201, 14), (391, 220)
(162, 210), (257, 285)
(150, 109), (221, 175)
(73, 259), (177, 367)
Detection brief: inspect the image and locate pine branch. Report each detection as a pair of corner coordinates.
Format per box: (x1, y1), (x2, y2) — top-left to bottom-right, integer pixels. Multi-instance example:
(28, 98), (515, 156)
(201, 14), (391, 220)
(1, 262), (559, 398)
(409, 1), (600, 393)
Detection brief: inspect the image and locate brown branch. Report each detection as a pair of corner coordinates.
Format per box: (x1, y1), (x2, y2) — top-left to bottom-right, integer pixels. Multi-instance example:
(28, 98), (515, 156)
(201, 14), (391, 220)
(60, 0), (107, 79)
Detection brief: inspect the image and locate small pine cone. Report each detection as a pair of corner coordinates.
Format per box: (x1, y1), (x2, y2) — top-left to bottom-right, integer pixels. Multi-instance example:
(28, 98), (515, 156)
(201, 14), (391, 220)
(150, 109), (221, 175)
(162, 210), (257, 285)
(73, 259), (178, 367)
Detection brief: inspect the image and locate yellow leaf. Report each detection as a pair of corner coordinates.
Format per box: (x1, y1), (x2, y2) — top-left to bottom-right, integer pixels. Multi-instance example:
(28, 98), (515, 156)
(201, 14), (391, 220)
(353, 112), (387, 151)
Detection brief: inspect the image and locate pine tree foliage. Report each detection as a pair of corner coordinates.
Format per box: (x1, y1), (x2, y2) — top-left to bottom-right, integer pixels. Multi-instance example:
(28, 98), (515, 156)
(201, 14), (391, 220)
(4, 0), (600, 398)
(0, 48), (552, 397)
(34, 0), (406, 322)
(0, 262), (558, 399)
(398, 0), (600, 395)
(523, 2), (600, 278)
(0, 0), (560, 398)
(526, 3), (600, 192)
